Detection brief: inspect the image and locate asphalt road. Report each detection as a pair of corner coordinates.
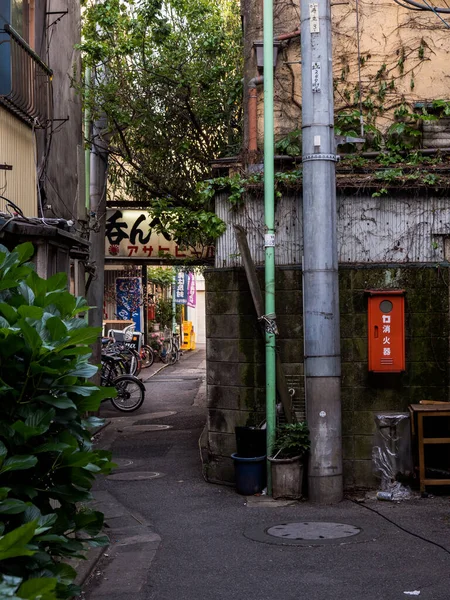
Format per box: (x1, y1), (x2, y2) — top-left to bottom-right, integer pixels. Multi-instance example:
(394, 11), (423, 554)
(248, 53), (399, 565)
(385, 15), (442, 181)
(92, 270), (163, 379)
(84, 347), (450, 600)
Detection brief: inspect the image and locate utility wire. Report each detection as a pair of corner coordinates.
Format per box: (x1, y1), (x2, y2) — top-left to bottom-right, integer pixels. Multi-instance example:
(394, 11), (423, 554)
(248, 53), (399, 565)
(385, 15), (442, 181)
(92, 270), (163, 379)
(393, 0), (425, 10)
(348, 498), (450, 557)
(420, 0), (450, 25)
(393, 0), (450, 12)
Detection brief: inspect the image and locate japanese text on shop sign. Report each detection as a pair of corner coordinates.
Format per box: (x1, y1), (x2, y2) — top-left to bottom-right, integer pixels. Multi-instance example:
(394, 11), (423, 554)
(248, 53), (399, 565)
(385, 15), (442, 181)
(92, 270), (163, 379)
(175, 271), (187, 304)
(105, 210), (214, 260)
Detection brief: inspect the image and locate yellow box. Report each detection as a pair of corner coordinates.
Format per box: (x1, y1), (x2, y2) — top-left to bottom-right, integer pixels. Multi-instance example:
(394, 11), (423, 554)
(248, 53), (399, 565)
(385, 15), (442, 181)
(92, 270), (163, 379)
(181, 321), (195, 350)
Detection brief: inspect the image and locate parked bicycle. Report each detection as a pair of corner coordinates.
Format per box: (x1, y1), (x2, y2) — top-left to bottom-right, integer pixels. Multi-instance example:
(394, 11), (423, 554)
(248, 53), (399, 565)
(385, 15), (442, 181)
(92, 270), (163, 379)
(142, 328), (181, 366)
(100, 354), (145, 412)
(102, 337), (142, 376)
(103, 324), (143, 375)
(140, 343), (155, 368)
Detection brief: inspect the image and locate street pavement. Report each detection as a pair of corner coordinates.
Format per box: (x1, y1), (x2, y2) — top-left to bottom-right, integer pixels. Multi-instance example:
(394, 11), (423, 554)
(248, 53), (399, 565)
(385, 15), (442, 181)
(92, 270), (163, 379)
(80, 345), (450, 600)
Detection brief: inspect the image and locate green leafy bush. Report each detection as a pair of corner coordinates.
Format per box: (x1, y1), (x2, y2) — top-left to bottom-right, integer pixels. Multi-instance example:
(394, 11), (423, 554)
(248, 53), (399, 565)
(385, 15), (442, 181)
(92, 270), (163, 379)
(272, 422), (310, 460)
(0, 243), (115, 598)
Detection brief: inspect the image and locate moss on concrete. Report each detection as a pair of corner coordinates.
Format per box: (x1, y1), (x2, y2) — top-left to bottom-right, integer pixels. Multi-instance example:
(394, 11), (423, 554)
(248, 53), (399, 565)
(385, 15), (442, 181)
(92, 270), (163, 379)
(206, 265), (450, 490)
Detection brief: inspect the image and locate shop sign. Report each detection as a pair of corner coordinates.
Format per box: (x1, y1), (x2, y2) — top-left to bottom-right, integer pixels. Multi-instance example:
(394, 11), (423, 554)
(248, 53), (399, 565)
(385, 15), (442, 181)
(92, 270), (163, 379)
(105, 209), (214, 260)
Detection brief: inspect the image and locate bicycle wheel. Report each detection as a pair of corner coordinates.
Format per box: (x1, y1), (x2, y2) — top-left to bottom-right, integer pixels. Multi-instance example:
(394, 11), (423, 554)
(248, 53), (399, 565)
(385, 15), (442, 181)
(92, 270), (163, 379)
(130, 347), (142, 376)
(160, 338), (172, 363)
(140, 345), (154, 368)
(169, 348), (179, 364)
(119, 348), (140, 376)
(110, 375), (145, 412)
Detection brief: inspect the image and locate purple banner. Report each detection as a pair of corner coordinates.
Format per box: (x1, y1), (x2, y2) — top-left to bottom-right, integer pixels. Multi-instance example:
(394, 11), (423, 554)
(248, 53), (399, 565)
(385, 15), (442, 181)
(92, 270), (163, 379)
(187, 273), (196, 308)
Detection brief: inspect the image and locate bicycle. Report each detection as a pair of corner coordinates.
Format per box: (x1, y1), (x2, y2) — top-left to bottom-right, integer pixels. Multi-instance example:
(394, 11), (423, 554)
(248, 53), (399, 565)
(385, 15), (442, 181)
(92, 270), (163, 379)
(140, 344), (155, 368)
(104, 325), (142, 376)
(168, 332), (181, 364)
(100, 354), (145, 412)
(159, 328), (182, 364)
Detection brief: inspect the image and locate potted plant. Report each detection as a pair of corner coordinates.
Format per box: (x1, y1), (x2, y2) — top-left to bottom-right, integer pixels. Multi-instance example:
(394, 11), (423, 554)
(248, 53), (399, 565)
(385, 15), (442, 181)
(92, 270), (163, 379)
(268, 422), (310, 499)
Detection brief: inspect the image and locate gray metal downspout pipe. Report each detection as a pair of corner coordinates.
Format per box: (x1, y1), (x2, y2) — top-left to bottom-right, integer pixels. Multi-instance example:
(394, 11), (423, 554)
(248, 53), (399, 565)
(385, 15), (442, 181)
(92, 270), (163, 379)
(300, 0), (343, 503)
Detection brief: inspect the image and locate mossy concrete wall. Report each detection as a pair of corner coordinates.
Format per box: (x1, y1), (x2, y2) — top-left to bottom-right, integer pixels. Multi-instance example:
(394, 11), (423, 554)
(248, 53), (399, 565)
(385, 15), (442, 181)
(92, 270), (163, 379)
(205, 265), (450, 489)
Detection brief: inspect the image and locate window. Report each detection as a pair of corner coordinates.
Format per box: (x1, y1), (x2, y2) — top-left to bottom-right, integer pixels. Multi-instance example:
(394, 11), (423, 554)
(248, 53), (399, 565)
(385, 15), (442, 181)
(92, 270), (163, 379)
(12, 1), (28, 40)
(1, 0), (35, 48)
(0, 0), (49, 124)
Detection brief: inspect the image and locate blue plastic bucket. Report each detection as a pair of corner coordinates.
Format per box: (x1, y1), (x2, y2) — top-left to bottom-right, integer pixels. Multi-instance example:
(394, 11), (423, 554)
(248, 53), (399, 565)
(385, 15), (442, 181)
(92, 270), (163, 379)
(231, 453), (266, 495)
(235, 426), (266, 458)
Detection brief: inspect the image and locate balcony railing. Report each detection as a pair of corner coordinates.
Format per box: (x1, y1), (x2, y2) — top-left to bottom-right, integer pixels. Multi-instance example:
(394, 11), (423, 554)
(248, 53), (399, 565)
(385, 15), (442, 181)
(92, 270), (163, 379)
(0, 24), (53, 127)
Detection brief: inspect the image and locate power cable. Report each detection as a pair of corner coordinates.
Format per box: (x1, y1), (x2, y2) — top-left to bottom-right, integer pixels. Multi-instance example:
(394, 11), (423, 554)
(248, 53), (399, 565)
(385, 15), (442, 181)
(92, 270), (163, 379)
(393, 0), (425, 10)
(392, 0), (450, 26)
(420, 0), (450, 25)
(347, 497), (450, 557)
(395, 0), (450, 12)
(0, 196), (27, 219)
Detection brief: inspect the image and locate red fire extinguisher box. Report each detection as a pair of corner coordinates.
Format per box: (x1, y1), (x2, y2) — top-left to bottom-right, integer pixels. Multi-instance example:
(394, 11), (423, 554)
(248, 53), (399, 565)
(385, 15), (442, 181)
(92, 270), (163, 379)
(366, 290), (405, 373)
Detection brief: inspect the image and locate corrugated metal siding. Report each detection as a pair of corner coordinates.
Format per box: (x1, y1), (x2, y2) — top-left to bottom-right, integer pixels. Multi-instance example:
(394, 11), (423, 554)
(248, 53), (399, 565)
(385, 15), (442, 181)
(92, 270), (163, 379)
(338, 195), (447, 263)
(0, 108), (37, 216)
(423, 119), (450, 149)
(215, 192), (302, 267)
(215, 192), (449, 266)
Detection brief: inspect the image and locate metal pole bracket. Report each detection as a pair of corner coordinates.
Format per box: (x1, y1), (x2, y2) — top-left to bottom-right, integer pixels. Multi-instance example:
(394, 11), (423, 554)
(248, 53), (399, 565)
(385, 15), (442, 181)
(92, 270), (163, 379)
(259, 312), (279, 335)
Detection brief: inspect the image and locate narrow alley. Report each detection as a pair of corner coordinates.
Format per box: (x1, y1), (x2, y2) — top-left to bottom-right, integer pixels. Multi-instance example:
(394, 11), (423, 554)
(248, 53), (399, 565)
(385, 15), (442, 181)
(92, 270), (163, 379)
(81, 347), (450, 600)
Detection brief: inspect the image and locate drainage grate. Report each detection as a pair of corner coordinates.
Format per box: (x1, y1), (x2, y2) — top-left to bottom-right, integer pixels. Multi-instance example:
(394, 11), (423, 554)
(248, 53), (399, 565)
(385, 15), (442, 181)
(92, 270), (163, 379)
(266, 522), (361, 540)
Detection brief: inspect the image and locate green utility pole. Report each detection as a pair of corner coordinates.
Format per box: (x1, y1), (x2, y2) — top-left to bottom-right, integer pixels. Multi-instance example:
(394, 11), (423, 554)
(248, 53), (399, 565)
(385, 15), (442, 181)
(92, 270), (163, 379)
(263, 0), (276, 494)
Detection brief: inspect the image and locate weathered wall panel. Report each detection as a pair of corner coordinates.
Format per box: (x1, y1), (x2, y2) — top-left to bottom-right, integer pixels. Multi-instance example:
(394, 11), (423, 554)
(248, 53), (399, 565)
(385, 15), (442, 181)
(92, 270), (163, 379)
(215, 192), (302, 267)
(244, 0), (450, 148)
(37, 0), (84, 225)
(0, 108), (37, 216)
(215, 193), (449, 267)
(206, 265), (450, 489)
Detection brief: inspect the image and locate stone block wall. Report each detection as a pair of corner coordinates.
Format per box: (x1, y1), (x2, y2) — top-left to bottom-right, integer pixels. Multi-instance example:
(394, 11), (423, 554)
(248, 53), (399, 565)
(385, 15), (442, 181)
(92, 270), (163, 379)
(205, 264), (450, 490)
(205, 267), (304, 483)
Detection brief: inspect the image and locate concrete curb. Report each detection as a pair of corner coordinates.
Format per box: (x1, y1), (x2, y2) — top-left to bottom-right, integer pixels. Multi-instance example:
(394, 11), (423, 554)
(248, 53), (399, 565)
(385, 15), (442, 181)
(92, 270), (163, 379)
(74, 544), (106, 588)
(77, 490), (161, 598)
(140, 361), (169, 383)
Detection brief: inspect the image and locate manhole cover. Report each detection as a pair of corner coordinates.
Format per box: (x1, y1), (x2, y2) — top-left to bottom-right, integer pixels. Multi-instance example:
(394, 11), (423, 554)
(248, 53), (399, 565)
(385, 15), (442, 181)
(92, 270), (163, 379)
(121, 424), (172, 433)
(150, 377), (200, 382)
(133, 411), (176, 421)
(113, 458), (135, 469)
(107, 471), (164, 481)
(244, 521), (371, 546)
(266, 522), (361, 540)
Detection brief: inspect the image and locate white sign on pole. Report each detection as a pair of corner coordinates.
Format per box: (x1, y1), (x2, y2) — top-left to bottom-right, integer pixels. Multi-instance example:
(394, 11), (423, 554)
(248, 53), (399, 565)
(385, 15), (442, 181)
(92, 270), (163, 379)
(309, 3), (319, 33)
(312, 61), (321, 93)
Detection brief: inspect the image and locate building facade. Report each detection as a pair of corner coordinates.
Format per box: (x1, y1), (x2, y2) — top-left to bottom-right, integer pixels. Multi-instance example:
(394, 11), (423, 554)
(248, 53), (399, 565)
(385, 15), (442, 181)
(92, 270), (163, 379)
(0, 0), (88, 286)
(204, 0), (450, 490)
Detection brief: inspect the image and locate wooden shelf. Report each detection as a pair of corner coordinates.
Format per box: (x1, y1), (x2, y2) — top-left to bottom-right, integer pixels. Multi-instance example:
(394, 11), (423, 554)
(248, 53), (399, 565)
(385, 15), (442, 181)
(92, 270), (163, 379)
(409, 404), (450, 493)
